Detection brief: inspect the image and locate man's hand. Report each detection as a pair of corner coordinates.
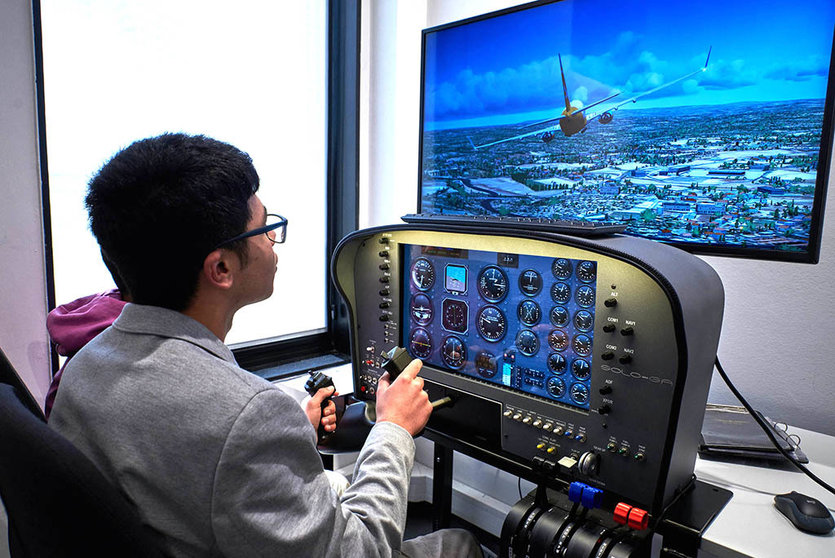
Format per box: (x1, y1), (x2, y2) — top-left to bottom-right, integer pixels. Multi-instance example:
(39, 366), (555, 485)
(375, 358), (432, 436)
(305, 386), (338, 436)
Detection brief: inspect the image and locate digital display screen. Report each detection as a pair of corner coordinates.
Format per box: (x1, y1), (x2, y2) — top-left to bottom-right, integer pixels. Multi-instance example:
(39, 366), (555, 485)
(419, 0), (835, 263)
(402, 244), (598, 410)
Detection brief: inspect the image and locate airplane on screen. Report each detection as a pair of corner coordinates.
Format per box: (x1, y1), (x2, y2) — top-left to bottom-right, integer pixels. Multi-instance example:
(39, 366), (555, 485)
(470, 48), (711, 150)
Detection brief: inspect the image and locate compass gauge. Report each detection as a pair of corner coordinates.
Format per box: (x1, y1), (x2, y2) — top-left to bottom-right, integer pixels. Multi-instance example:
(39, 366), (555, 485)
(476, 305), (507, 342)
(517, 300), (541, 326)
(442, 299), (468, 333)
(411, 258), (435, 291)
(477, 266), (509, 302)
(441, 336), (466, 369)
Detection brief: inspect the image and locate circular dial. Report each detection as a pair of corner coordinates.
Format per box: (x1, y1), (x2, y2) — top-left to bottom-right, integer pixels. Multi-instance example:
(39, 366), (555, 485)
(548, 353), (567, 375)
(550, 306), (569, 327)
(575, 285), (595, 308)
(476, 305), (507, 342)
(477, 266), (509, 302)
(409, 293), (433, 325)
(518, 300), (542, 326)
(570, 383), (590, 405)
(441, 336), (466, 369)
(475, 351), (498, 379)
(548, 329), (569, 352)
(442, 299), (468, 333)
(408, 328), (432, 359)
(518, 269), (543, 296)
(576, 261), (597, 283)
(573, 310), (593, 332)
(573, 334), (592, 357)
(551, 282), (571, 304)
(552, 258), (573, 279)
(547, 377), (566, 398)
(411, 258), (435, 291)
(572, 358), (591, 379)
(515, 329), (539, 356)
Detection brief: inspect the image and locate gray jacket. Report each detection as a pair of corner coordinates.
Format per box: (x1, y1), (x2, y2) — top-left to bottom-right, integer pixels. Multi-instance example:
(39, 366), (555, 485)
(50, 303), (414, 557)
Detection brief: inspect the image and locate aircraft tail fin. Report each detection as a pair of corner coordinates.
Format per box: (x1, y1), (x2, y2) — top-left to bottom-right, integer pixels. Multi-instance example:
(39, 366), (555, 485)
(558, 54), (572, 111)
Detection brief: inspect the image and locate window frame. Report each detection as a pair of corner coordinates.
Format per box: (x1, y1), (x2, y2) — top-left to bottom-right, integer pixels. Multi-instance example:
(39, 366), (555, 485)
(33, 0), (360, 380)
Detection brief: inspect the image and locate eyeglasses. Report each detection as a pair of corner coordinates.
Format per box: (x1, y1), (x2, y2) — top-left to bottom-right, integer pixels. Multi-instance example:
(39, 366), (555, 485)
(214, 213), (287, 250)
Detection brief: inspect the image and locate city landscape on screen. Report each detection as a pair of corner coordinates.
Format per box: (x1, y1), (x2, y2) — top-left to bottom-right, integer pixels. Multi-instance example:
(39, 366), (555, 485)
(420, 0), (835, 257)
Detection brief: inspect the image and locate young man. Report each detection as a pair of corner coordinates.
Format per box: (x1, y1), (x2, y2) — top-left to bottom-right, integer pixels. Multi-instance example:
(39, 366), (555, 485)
(49, 133), (481, 557)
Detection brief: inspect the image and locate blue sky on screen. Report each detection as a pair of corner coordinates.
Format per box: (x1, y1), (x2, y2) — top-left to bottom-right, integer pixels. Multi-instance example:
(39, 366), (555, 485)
(423, 0), (835, 127)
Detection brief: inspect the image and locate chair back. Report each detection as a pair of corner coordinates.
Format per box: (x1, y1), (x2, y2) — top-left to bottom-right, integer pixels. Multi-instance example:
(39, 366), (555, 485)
(0, 347), (43, 419)
(0, 383), (164, 557)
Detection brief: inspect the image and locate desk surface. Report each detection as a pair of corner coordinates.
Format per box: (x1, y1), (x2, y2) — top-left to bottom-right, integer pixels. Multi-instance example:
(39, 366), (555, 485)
(696, 426), (835, 557)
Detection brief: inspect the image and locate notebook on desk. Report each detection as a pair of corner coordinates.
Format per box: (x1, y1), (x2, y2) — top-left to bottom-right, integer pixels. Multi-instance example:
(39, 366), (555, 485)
(699, 404), (808, 464)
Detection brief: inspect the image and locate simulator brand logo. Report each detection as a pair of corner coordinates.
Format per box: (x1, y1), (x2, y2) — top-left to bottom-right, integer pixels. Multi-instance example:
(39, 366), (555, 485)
(601, 364), (674, 387)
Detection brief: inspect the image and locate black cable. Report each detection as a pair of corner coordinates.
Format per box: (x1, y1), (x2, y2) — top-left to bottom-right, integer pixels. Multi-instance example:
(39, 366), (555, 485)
(715, 356), (835, 496)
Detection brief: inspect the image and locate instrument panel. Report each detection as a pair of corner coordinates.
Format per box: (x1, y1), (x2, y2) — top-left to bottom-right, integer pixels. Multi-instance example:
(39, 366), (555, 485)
(332, 224), (723, 515)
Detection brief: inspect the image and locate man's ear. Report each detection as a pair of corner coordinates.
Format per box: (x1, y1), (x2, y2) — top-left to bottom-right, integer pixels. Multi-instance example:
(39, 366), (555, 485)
(202, 249), (236, 290)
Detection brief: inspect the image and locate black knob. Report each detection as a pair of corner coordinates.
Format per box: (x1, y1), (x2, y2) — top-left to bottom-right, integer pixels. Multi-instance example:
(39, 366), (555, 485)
(379, 250), (389, 257)
(379, 276), (390, 283)
(379, 315), (389, 322)
(599, 385), (612, 395)
(379, 237), (389, 244)
(602, 324), (616, 333)
(620, 327), (634, 336)
(619, 355), (632, 364)
(604, 298), (618, 308)
(601, 352), (614, 360)
(379, 263), (390, 270)
(598, 404), (611, 415)
(379, 288), (390, 296)
(379, 302), (390, 309)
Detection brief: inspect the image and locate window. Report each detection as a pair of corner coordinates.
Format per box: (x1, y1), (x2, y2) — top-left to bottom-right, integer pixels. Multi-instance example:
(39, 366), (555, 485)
(39, 0), (332, 348)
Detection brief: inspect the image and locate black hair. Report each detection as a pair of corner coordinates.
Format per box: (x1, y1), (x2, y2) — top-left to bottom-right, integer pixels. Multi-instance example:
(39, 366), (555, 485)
(85, 133), (259, 311)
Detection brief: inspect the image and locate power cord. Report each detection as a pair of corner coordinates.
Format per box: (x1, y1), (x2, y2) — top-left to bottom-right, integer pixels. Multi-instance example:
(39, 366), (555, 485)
(715, 356), (835, 496)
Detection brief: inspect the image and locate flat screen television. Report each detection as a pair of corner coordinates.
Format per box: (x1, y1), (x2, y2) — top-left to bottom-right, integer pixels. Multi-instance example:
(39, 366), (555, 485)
(418, 0), (835, 263)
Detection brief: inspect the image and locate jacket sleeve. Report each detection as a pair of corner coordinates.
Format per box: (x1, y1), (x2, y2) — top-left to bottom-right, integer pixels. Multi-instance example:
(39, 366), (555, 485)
(210, 388), (415, 557)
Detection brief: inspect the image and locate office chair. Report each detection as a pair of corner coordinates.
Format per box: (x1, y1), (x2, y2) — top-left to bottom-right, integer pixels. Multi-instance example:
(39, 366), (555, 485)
(0, 383), (164, 557)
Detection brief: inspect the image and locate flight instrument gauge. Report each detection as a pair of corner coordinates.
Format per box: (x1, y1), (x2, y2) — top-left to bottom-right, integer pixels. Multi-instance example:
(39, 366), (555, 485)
(518, 269), (543, 296)
(515, 329), (539, 356)
(477, 266), (509, 302)
(570, 383), (590, 405)
(572, 358), (591, 379)
(574, 310), (593, 332)
(573, 334), (592, 357)
(547, 377), (566, 398)
(576, 261), (597, 283)
(475, 351), (498, 379)
(442, 298), (469, 333)
(411, 258), (435, 291)
(548, 353), (567, 375)
(552, 258), (573, 279)
(548, 329), (569, 351)
(551, 282), (571, 304)
(518, 300), (541, 326)
(476, 305), (507, 342)
(441, 336), (466, 369)
(575, 285), (595, 308)
(550, 306), (569, 327)
(409, 293), (433, 325)
(408, 328), (432, 359)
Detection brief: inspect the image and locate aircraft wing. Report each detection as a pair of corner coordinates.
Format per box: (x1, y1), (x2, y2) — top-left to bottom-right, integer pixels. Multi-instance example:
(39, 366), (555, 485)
(599, 48), (712, 115)
(470, 124), (561, 150)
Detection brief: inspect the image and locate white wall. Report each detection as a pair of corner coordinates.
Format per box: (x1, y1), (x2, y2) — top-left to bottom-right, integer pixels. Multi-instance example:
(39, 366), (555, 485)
(360, 0), (835, 436)
(0, 0), (51, 407)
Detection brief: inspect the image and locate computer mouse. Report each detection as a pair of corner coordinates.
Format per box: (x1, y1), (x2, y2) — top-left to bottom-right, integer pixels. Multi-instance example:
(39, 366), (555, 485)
(773, 491), (835, 534)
